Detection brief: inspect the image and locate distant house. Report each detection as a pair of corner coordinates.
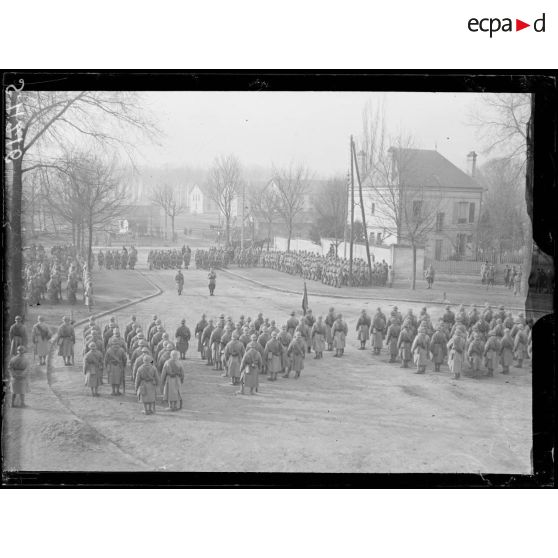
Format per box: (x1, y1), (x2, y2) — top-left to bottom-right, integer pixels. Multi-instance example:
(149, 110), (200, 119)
(356, 148), (483, 260)
(187, 183), (232, 215)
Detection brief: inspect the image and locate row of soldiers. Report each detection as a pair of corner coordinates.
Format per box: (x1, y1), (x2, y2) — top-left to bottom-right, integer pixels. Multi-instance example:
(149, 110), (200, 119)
(98, 246), (138, 270)
(147, 248), (190, 270)
(355, 303), (532, 378)
(233, 246), (262, 267)
(259, 250), (391, 288)
(194, 247), (232, 270)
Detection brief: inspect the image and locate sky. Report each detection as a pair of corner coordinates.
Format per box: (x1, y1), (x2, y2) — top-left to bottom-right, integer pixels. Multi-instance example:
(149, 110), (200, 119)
(136, 91), (488, 177)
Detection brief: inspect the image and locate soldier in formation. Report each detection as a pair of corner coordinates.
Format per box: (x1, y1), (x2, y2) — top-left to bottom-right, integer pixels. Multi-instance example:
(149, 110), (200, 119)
(147, 248), (185, 270)
(195, 247), (232, 270)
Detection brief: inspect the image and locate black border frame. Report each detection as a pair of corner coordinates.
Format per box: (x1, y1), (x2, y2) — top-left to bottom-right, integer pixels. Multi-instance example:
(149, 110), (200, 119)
(2, 71), (556, 488)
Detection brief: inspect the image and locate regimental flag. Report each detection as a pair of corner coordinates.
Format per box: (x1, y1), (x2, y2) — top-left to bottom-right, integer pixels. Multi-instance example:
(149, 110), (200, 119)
(302, 282), (309, 315)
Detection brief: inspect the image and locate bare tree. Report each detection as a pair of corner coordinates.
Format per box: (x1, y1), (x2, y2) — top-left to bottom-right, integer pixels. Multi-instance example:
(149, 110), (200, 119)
(248, 181), (280, 249)
(272, 164), (311, 251)
(41, 152), (127, 268)
(5, 85), (159, 323)
(469, 93), (532, 294)
(310, 176), (348, 254)
(206, 155), (242, 246)
(150, 184), (187, 241)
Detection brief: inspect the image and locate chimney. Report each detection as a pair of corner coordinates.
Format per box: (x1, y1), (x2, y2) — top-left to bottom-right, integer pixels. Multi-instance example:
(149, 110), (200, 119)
(467, 150), (477, 178)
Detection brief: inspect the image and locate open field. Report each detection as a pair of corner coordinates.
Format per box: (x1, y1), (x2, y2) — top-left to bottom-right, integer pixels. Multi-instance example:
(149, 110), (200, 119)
(3, 260), (533, 474)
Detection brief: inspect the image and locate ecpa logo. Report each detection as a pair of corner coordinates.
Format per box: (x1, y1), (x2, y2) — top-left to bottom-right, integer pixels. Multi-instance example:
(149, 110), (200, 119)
(468, 13), (546, 37)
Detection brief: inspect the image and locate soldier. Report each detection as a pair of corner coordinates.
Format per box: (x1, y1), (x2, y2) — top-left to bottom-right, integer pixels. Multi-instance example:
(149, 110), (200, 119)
(57, 316), (75, 366)
(397, 324), (413, 368)
(201, 319), (215, 365)
(500, 329), (514, 374)
(304, 309), (315, 328)
(447, 329), (466, 379)
(484, 331), (500, 377)
(356, 309), (371, 350)
(161, 351), (184, 411)
(9, 346), (30, 408)
(324, 307), (336, 351)
(209, 320), (223, 370)
(332, 314), (348, 358)
(285, 331), (306, 379)
(83, 341), (103, 396)
(371, 308), (386, 355)
(263, 331), (283, 381)
(9, 316), (28, 356)
(224, 331), (245, 386)
(295, 319), (311, 355)
(32, 316), (51, 366)
(254, 312), (265, 333)
(411, 323), (430, 374)
(175, 319), (191, 360)
(208, 267), (217, 296)
(286, 311), (298, 338)
(175, 269), (184, 295)
(430, 324), (448, 372)
(135, 354), (160, 415)
(385, 318), (401, 363)
(467, 332), (484, 376)
(311, 316), (326, 359)
(513, 270), (522, 296)
(104, 337), (127, 396)
(239, 340), (262, 395)
(513, 325), (528, 368)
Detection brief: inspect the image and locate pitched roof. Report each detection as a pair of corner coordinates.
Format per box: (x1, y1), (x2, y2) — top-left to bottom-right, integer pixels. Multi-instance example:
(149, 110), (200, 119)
(389, 148), (481, 190)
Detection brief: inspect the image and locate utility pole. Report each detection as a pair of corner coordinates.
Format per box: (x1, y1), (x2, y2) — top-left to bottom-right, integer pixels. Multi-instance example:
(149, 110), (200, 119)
(343, 171), (349, 259)
(349, 135), (355, 284)
(352, 138), (373, 280)
(241, 182), (245, 250)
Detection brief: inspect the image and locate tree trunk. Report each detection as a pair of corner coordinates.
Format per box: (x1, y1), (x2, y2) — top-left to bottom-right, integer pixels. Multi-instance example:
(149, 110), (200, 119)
(171, 214), (175, 243)
(88, 213), (94, 270)
(411, 244), (417, 290)
(164, 213), (168, 239)
(521, 228), (533, 297)
(8, 155), (24, 324)
(287, 220), (292, 251)
(225, 216), (230, 247)
(267, 220), (273, 251)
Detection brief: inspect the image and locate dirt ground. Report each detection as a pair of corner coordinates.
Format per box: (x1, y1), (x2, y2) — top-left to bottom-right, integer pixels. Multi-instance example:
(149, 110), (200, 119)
(3, 263), (533, 474)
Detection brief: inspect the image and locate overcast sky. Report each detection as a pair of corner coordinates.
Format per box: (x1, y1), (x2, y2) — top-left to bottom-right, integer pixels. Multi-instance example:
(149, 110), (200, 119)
(137, 92), (487, 177)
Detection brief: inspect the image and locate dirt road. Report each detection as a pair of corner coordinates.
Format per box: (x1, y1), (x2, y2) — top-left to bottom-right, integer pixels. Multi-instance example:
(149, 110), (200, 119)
(4, 265), (532, 473)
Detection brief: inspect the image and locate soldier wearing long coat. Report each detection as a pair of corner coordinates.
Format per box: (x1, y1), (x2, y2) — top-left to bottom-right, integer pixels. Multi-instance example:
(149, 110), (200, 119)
(286, 312), (298, 338)
(195, 314), (208, 356)
(311, 317), (326, 359)
(285, 332), (306, 378)
(467, 333), (484, 374)
(57, 316), (75, 366)
(83, 342), (103, 396)
(9, 316), (28, 356)
(263, 332), (283, 381)
(224, 332), (246, 385)
(411, 325), (430, 374)
(201, 320), (214, 364)
(161, 351), (184, 411)
(430, 325), (447, 372)
(31, 316), (51, 365)
(499, 329), (514, 374)
(371, 311), (386, 355)
(104, 338), (127, 395)
(332, 315), (348, 357)
(484, 332), (501, 376)
(175, 320), (191, 360)
(385, 319), (401, 363)
(135, 355), (160, 415)
(324, 308), (336, 351)
(9, 346), (30, 407)
(356, 310), (371, 350)
(513, 325), (528, 367)
(239, 342), (262, 394)
(447, 331), (466, 379)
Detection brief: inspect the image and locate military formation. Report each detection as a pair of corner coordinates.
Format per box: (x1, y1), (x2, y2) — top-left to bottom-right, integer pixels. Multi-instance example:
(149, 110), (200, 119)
(97, 246), (138, 270)
(194, 247), (232, 269)
(146, 246), (191, 270)
(24, 244), (88, 306)
(259, 250), (391, 287)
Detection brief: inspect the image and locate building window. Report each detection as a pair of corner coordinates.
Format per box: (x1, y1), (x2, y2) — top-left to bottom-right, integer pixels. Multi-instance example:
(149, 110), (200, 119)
(412, 201), (422, 218)
(435, 212), (445, 232)
(370, 202), (375, 215)
(457, 202), (468, 224)
(456, 233), (467, 255)
(369, 232), (375, 244)
(376, 232), (382, 244)
(469, 202), (475, 223)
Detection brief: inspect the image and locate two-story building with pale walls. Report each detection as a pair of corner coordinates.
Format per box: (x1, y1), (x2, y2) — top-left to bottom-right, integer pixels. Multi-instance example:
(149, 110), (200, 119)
(356, 147), (483, 262)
